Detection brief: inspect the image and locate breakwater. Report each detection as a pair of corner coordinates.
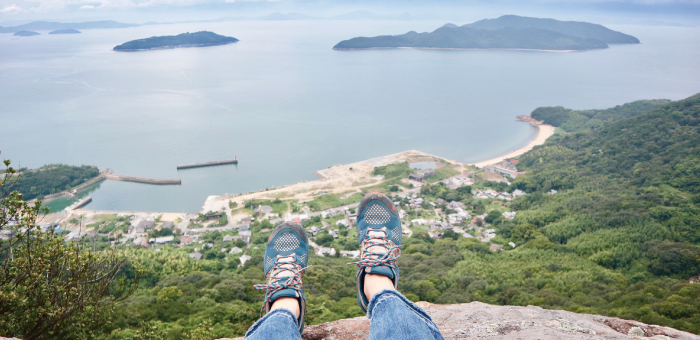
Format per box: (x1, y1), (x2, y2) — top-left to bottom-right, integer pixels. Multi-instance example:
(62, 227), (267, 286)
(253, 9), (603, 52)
(66, 196), (92, 211)
(176, 159), (238, 170)
(106, 174), (181, 185)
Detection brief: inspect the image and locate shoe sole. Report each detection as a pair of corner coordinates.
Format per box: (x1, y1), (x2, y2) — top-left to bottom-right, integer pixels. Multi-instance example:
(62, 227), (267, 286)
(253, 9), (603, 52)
(268, 221), (309, 245)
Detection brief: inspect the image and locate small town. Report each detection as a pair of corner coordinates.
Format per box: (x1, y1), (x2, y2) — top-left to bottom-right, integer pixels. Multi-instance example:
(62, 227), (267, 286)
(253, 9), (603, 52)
(8, 152), (537, 269)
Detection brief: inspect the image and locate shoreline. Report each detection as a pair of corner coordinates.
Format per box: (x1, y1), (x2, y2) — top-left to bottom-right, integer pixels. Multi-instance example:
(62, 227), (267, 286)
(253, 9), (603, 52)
(470, 123), (556, 168)
(63, 118), (554, 217)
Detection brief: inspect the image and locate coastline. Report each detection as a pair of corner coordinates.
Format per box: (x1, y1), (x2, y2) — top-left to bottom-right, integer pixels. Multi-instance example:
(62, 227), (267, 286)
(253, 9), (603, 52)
(62, 118), (554, 218)
(470, 123), (555, 168)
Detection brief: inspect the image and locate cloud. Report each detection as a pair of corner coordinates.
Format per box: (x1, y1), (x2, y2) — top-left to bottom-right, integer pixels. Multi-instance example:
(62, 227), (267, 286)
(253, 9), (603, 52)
(1, 3), (21, 12)
(79, 4), (95, 8)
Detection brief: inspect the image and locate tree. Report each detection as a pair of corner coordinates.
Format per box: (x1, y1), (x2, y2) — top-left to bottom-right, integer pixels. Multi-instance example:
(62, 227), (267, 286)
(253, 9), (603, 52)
(315, 232), (334, 247)
(0, 154), (140, 340)
(484, 210), (502, 224)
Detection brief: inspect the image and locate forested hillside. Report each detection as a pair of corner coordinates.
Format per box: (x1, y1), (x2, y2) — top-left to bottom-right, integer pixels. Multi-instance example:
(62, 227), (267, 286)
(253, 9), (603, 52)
(531, 99), (671, 132)
(9, 164), (100, 200)
(101, 94), (700, 339)
(508, 93), (700, 330)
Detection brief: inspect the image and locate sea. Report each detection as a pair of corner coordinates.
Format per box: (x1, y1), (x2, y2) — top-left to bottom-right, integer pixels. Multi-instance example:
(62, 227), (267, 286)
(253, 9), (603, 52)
(1, 20), (699, 213)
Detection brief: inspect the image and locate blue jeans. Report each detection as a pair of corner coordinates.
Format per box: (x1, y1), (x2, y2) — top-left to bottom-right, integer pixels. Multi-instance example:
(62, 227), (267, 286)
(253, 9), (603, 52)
(244, 290), (444, 340)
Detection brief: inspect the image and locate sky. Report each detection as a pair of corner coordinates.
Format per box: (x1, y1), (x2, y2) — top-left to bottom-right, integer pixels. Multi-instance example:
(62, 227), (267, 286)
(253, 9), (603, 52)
(1, 0), (699, 26)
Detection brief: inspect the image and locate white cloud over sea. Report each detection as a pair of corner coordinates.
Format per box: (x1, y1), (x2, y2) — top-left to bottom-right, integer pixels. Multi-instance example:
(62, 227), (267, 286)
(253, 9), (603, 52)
(2, 3), (21, 12)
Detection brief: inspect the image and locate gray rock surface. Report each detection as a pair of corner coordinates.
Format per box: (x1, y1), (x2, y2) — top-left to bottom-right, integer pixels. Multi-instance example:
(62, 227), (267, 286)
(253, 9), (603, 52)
(220, 301), (700, 340)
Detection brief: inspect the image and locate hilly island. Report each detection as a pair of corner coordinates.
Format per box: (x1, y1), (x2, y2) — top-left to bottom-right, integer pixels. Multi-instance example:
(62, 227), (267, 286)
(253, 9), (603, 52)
(333, 15), (639, 51)
(113, 31), (238, 51)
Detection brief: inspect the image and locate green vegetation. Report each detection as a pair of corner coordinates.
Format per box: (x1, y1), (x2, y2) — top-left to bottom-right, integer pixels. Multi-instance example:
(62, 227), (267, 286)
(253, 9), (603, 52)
(372, 162), (412, 178)
(503, 93), (700, 332)
(5, 93), (700, 338)
(531, 99), (671, 133)
(113, 32), (238, 51)
(427, 166), (461, 183)
(0, 154), (138, 340)
(240, 198), (287, 214)
(307, 193), (363, 211)
(8, 164), (100, 200)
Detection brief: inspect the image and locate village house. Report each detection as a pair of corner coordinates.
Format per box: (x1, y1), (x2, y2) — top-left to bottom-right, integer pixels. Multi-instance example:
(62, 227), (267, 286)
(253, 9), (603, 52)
(188, 252), (203, 260)
(448, 214), (464, 225)
(329, 230), (339, 238)
(239, 230), (252, 244)
(161, 221), (174, 229)
(512, 189), (526, 197)
(229, 246), (242, 254)
(320, 209), (341, 219)
(502, 211), (517, 220)
(239, 255), (252, 265)
(317, 247), (336, 257)
(256, 205), (274, 216)
(482, 229), (496, 242)
(409, 169), (436, 182)
(447, 201), (464, 210)
(223, 235), (234, 242)
(137, 220), (155, 232)
(155, 236), (174, 244)
(180, 237), (193, 246)
(309, 226), (320, 236)
(432, 221), (453, 230)
(206, 212), (223, 220)
(412, 219), (427, 226)
(340, 250), (360, 259)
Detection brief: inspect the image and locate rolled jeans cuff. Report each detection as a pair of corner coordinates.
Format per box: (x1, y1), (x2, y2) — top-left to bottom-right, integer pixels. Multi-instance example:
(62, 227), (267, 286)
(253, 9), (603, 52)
(366, 289), (438, 327)
(244, 308), (299, 339)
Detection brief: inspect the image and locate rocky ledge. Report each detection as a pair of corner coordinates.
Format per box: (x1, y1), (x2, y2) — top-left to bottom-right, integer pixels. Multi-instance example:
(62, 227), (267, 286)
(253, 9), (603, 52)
(221, 301), (700, 340)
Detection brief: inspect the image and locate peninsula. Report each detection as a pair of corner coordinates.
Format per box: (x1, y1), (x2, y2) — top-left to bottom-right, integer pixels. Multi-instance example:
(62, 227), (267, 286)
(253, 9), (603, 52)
(333, 15), (639, 51)
(49, 29), (81, 34)
(13, 30), (40, 37)
(113, 31), (238, 51)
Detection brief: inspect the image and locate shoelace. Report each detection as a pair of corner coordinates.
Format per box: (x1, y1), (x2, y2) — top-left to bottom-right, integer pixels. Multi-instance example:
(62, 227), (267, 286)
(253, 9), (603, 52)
(349, 226), (401, 270)
(253, 254), (310, 317)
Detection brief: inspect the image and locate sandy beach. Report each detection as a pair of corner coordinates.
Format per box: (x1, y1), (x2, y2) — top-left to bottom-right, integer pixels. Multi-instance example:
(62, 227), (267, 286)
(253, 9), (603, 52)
(470, 123), (556, 168)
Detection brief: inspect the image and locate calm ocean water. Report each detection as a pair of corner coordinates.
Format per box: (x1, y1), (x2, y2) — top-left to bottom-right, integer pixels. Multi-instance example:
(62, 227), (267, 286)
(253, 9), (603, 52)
(1, 21), (699, 213)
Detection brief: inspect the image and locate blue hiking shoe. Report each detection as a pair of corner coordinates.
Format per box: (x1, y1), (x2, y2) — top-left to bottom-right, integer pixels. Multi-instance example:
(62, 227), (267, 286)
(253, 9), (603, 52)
(253, 222), (310, 332)
(351, 192), (402, 312)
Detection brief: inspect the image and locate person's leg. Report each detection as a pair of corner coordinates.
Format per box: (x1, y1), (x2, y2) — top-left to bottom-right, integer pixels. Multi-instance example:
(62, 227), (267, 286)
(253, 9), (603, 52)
(365, 277), (444, 340)
(243, 308), (301, 340)
(244, 222), (310, 339)
(352, 193), (445, 340)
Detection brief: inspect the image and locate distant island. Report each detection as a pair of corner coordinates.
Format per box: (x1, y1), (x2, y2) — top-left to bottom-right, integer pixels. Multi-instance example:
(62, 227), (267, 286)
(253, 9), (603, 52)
(333, 15), (640, 51)
(113, 31), (239, 51)
(0, 20), (137, 34)
(49, 29), (81, 34)
(14, 30), (40, 37)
